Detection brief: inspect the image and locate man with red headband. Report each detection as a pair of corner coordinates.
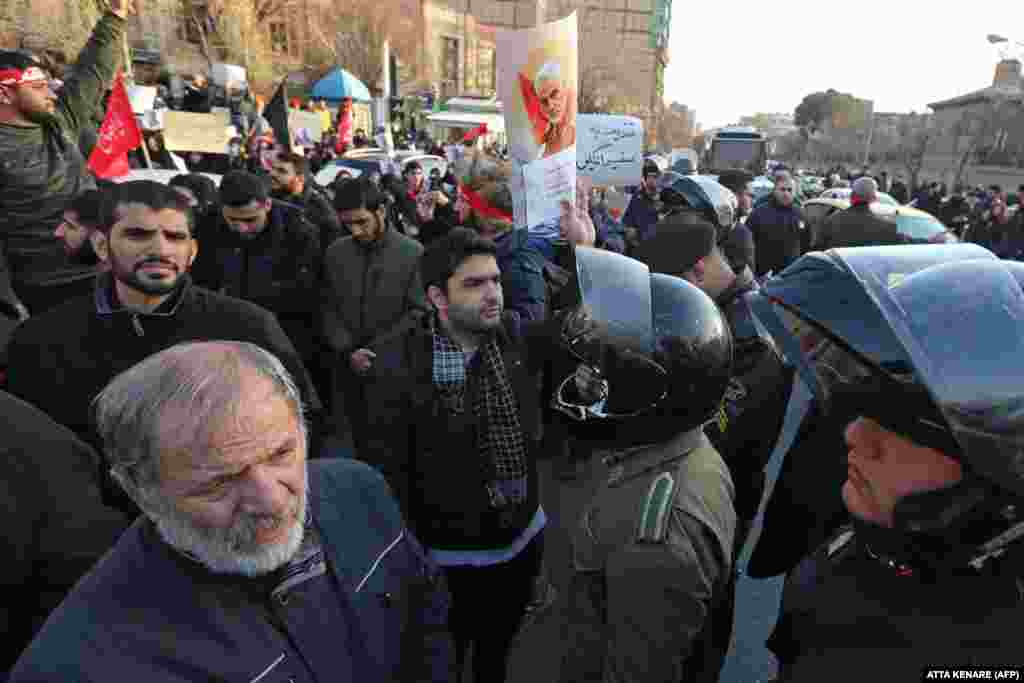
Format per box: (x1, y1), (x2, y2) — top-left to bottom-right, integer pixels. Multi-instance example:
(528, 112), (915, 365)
(0, 0), (135, 316)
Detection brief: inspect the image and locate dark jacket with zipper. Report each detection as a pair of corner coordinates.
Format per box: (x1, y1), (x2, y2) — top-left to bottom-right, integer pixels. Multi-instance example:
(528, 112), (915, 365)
(10, 458), (453, 683)
(0, 13), (124, 290)
(361, 318), (546, 551)
(191, 204), (321, 361)
(3, 274), (321, 516)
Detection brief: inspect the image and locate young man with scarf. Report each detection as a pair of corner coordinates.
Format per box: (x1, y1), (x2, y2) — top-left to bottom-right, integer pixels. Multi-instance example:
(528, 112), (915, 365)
(361, 227), (548, 683)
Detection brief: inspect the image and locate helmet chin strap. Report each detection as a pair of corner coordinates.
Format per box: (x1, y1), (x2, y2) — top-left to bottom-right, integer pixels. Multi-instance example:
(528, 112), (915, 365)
(892, 477), (1024, 569)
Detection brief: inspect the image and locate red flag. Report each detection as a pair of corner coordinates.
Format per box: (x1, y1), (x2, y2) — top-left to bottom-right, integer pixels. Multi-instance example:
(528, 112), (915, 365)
(462, 122), (488, 142)
(88, 72), (143, 178)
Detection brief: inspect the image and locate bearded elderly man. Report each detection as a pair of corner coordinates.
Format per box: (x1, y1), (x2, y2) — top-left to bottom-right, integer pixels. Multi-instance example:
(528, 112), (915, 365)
(9, 341), (453, 682)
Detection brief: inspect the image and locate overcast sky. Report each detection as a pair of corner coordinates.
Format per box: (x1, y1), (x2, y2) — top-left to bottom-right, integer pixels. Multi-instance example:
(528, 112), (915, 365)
(664, 0), (1023, 129)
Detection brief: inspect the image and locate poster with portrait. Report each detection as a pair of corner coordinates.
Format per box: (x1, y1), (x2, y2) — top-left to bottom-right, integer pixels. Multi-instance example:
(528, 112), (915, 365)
(497, 13), (578, 233)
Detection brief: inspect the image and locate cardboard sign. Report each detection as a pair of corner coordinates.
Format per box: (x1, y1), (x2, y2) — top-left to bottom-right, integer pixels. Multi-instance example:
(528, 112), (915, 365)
(288, 109), (324, 147)
(497, 13), (578, 231)
(162, 111), (231, 153)
(127, 85), (157, 114)
(576, 114), (643, 186)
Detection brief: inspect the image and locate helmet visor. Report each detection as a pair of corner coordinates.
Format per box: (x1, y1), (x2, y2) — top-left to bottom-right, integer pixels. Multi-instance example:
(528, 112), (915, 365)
(770, 298), (962, 459)
(552, 247), (668, 421)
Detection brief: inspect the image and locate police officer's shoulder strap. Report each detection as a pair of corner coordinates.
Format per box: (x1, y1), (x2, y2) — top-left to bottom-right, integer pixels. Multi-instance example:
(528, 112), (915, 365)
(636, 471), (676, 544)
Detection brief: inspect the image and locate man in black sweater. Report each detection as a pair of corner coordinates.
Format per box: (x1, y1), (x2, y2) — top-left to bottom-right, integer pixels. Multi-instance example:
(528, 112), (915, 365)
(4, 180), (321, 517)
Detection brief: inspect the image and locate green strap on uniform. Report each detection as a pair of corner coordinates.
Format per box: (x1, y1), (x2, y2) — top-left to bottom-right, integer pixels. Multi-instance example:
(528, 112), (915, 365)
(637, 471), (676, 543)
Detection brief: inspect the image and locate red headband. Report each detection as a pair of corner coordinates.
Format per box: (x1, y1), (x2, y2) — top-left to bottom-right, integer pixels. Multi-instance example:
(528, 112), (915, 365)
(461, 186), (513, 222)
(0, 66), (47, 87)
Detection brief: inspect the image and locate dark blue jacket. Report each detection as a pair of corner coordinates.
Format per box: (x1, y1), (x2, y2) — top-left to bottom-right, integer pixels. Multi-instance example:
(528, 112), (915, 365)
(622, 191), (660, 241)
(9, 458), (452, 682)
(495, 228), (547, 337)
(747, 200), (805, 277)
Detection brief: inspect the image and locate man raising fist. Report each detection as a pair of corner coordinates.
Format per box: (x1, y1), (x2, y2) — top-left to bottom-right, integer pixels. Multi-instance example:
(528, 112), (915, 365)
(0, 0), (135, 316)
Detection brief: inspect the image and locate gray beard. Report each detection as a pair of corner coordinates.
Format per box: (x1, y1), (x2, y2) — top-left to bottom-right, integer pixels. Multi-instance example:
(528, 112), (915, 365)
(145, 469), (308, 577)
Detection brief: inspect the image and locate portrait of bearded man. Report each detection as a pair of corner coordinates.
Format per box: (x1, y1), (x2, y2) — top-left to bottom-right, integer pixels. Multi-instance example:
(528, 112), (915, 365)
(518, 60), (577, 159)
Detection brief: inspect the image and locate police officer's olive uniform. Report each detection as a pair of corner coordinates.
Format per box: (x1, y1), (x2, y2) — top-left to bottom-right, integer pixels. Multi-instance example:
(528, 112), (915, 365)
(559, 429), (736, 683)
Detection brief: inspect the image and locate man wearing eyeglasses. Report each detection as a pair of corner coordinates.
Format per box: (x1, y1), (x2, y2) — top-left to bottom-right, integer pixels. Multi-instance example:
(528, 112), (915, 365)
(0, 0), (135, 316)
(746, 171), (805, 277)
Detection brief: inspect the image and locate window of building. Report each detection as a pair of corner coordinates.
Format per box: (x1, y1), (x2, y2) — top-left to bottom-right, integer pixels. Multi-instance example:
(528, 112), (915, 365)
(269, 22), (290, 54)
(179, 0), (213, 45)
(478, 47), (496, 95)
(440, 36), (460, 97)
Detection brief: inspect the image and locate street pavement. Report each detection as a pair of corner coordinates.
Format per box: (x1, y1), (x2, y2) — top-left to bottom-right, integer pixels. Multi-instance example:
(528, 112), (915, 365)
(506, 379), (811, 683)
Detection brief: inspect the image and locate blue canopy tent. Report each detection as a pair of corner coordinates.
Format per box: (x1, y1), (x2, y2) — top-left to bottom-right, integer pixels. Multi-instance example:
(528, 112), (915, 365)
(311, 68), (372, 104)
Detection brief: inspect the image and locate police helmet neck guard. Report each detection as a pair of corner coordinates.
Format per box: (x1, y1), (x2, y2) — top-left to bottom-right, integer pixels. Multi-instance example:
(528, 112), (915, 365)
(752, 245), (1024, 565)
(553, 246), (733, 448)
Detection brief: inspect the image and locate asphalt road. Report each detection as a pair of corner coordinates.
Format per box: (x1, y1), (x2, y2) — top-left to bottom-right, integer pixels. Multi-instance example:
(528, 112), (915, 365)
(505, 379), (811, 683)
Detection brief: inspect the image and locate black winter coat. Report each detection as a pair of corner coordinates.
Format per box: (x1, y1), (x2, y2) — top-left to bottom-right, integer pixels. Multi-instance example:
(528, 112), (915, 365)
(4, 275), (321, 516)
(747, 200), (805, 276)
(272, 182), (346, 251)
(0, 390), (127, 671)
(191, 205), (322, 361)
(361, 319), (548, 551)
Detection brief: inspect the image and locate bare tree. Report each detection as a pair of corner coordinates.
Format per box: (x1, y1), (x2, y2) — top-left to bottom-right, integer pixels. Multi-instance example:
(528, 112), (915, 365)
(6, 0), (102, 68)
(894, 114), (934, 192)
(305, 0), (422, 90)
(182, 0), (299, 89)
(950, 97), (1023, 189)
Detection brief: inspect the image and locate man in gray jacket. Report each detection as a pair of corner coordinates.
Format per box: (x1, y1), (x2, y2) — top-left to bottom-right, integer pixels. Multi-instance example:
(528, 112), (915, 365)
(322, 177), (428, 454)
(0, 0), (134, 315)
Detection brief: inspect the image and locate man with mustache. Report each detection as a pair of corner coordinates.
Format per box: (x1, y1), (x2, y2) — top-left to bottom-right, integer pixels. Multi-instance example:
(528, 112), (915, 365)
(4, 180), (321, 518)
(9, 341), (452, 681)
(0, 0), (134, 315)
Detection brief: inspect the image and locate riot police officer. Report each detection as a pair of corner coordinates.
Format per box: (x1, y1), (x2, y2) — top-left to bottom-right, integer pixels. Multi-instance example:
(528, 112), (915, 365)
(655, 172), (755, 275)
(746, 243), (996, 578)
(752, 247), (1024, 679)
(634, 197), (793, 554)
(553, 247), (737, 683)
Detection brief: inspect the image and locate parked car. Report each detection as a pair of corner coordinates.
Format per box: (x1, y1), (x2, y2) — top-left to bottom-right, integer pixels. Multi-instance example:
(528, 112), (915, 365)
(315, 154), (448, 192)
(819, 187), (899, 206)
(112, 169), (222, 186)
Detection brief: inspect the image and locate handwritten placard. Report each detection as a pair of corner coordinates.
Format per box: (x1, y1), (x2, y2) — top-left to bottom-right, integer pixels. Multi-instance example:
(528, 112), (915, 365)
(523, 147), (576, 228)
(576, 114), (643, 186)
(162, 111), (231, 153)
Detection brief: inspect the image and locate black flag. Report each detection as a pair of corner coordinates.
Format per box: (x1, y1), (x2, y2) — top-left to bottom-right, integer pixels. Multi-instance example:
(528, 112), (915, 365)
(265, 80), (291, 151)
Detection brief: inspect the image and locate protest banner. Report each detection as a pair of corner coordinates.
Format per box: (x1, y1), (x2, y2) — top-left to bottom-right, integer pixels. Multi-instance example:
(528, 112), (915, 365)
(162, 111), (231, 153)
(576, 114), (643, 186)
(497, 13), (578, 235)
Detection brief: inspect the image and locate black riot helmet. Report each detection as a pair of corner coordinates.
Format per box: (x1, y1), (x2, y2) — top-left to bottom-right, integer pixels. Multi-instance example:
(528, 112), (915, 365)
(657, 173), (737, 231)
(751, 243), (1024, 564)
(552, 246), (733, 448)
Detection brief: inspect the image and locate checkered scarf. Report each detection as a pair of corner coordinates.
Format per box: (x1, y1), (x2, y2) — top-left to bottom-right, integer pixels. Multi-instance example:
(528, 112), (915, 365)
(432, 322), (528, 508)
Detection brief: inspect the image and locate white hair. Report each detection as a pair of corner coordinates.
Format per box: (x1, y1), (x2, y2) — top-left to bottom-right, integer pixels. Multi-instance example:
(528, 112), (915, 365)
(535, 61), (562, 90)
(93, 340), (307, 494)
